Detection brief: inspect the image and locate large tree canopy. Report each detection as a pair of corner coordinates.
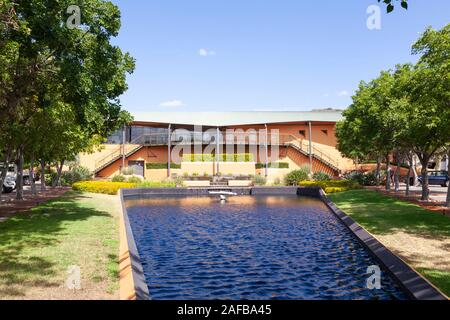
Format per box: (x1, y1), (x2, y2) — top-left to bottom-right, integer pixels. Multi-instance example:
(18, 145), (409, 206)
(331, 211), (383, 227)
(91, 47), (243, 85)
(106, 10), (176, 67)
(336, 23), (450, 202)
(0, 0), (135, 199)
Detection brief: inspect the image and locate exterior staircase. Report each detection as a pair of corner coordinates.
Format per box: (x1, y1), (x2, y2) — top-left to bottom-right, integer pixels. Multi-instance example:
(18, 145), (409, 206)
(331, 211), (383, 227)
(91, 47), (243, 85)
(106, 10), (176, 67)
(94, 144), (143, 175)
(286, 139), (341, 174)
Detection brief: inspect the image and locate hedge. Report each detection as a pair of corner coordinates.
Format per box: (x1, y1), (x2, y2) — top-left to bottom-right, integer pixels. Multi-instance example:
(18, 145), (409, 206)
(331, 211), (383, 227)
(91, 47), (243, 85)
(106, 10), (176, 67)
(73, 181), (137, 195)
(182, 153), (254, 162)
(256, 162), (289, 169)
(146, 163), (181, 169)
(299, 180), (362, 193)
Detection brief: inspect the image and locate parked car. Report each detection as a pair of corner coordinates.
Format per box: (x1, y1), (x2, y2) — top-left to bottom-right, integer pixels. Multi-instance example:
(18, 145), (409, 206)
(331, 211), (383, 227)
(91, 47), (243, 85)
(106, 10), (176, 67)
(418, 171), (449, 187)
(0, 163), (32, 193)
(2, 175), (16, 193)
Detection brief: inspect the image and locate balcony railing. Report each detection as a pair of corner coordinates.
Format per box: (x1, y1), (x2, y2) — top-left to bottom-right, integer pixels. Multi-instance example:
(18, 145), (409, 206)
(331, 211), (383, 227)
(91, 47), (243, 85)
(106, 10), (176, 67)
(95, 132), (340, 172)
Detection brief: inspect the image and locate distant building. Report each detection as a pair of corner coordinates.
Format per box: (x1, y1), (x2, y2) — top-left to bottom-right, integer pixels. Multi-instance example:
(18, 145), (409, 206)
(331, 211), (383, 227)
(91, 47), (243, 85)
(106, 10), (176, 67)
(79, 111), (354, 182)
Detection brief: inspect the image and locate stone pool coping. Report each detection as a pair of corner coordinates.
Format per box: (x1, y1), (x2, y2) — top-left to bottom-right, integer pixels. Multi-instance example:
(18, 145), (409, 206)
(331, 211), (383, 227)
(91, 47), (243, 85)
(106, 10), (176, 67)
(119, 187), (448, 301)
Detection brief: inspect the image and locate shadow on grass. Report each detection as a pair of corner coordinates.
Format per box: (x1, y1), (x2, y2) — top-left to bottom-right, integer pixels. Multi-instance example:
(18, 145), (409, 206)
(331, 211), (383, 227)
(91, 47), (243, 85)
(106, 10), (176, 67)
(0, 192), (111, 297)
(328, 190), (450, 239)
(416, 268), (450, 297)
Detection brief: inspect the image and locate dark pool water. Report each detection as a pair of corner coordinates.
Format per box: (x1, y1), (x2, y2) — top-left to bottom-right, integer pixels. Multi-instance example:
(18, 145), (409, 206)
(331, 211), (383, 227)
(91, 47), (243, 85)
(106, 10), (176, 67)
(126, 196), (408, 300)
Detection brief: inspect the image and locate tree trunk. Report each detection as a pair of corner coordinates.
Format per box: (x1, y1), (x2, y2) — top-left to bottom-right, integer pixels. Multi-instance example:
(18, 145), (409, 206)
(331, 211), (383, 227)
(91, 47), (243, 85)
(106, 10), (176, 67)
(53, 160), (65, 187)
(406, 153), (412, 197)
(375, 155), (381, 186)
(446, 152), (450, 208)
(412, 156), (419, 186)
(394, 152), (401, 192)
(385, 154), (391, 192)
(30, 153), (36, 195)
(418, 154), (431, 201)
(40, 160), (46, 191)
(16, 146), (24, 200)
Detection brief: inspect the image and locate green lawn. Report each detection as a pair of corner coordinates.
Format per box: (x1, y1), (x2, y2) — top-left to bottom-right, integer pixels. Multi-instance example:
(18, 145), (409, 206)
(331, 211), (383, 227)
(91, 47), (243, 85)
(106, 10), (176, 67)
(0, 191), (120, 299)
(328, 189), (450, 297)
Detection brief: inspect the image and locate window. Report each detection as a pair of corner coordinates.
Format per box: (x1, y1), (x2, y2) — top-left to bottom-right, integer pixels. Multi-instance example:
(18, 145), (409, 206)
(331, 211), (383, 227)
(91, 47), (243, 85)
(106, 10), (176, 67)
(321, 129), (328, 135)
(299, 130), (306, 137)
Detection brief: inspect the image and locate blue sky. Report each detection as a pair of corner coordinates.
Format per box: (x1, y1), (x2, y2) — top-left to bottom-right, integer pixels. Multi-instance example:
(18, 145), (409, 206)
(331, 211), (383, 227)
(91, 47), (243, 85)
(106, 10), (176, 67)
(111, 0), (450, 112)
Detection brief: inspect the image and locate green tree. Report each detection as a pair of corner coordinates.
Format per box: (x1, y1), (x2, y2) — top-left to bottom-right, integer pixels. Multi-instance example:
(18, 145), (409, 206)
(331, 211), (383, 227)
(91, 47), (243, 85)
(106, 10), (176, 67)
(405, 25), (450, 201)
(378, 0), (408, 13)
(0, 0), (135, 199)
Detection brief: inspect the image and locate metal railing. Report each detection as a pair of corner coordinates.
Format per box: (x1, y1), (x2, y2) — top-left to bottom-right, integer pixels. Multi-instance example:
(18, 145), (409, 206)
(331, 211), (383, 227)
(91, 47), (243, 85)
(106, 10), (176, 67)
(94, 132), (340, 172)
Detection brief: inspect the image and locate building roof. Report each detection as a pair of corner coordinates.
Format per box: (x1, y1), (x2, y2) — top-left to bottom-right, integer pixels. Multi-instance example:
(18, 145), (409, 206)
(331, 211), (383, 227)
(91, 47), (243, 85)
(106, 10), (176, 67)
(132, 111), (343, 127)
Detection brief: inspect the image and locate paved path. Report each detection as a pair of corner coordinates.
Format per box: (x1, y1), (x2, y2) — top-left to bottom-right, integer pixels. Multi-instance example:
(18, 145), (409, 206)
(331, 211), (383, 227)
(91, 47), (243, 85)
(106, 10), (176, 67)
(369, 184), (449, 216)
(0, 186), (71, 219)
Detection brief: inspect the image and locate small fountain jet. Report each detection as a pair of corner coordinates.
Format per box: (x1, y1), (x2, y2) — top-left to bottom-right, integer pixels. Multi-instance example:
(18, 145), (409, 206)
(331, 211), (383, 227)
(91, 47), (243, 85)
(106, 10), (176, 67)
(208, 191), (237, 202)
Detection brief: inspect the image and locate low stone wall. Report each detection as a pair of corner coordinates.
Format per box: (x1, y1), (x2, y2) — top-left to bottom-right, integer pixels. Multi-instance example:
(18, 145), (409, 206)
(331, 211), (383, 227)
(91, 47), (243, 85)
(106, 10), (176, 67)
(229, 180), (253, 187)
(184, 181), (211, 187)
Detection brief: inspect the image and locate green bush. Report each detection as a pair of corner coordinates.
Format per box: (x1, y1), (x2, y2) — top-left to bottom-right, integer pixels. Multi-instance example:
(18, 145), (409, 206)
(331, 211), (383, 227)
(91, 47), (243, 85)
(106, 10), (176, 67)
(121, 167), (135, 176)
(61, 166), (92, 186)
(138, 180), (178, 188)
(146, 163), (181, 169)
(273, 178), (282, 186)
(253, 175), (267, 186)
(285, 169), (309, 186)
(344, 170), (385, 186)
(313, 171), (331, 181)
(73, 181), (136, 195)
(112, 175), (127, 183)
(45, 173), (55, 186)
(127, 176), (143, 184)
(344, 171), (366, 185)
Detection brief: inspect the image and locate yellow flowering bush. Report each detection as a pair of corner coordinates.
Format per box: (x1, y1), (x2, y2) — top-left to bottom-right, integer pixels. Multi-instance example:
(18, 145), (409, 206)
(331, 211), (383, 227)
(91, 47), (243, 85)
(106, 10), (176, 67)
(73, 181), (137, 195)
(299, 180), (361, 193)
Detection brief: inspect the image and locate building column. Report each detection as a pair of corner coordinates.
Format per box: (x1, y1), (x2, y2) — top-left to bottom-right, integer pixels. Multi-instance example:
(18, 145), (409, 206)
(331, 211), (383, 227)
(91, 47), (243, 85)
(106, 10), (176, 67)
(168, 124), (172, 178)
(308, 121), (313, 176)
(121, 125), (126, 173)
(216, 127), (220, 176)
(264, 124), (269, 177)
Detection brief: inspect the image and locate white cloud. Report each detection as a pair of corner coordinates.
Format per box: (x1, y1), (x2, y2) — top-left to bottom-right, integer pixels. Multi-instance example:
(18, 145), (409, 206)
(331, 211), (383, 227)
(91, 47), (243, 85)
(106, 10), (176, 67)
(159, 100), (186, 108)
(338, 90), (349, 97)
(198, 48), (216, 57)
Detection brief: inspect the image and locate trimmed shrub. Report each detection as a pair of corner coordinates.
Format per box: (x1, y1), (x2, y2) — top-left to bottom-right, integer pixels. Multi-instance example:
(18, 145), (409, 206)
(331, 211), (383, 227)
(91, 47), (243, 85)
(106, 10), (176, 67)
(313, 171), (331, 181)
(182, 153), (254, 162)
(253, 175), (267, 186)
(73, 181), (136, 195)
(146, 163), (181, 169)
(112, 175), (126, 183)
(256, 162), (289, 169)
(285, 169), (309, 186)
(299, 180), (361, 193)
(138, 180), (178, 188)
(324, 187), (349, 194)
(127, 176), (143, 184)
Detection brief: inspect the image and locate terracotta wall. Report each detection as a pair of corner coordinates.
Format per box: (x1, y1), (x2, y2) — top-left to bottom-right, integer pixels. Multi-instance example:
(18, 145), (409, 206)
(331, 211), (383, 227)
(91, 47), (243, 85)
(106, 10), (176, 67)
(225, 122), (338, 147)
